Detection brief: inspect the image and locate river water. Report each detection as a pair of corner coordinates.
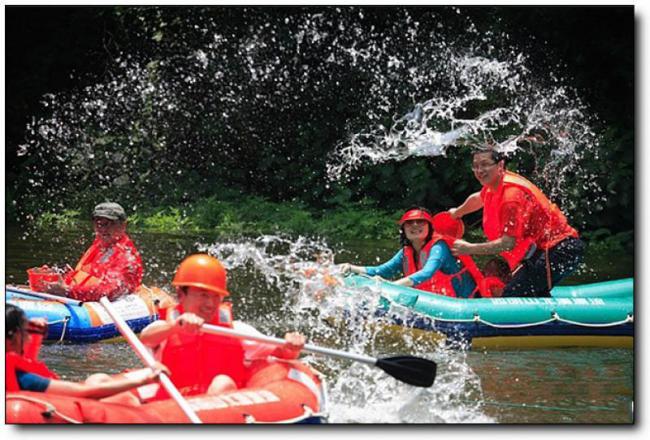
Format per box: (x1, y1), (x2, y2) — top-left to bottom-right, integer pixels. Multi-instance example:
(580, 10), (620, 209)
(4, 226), (634, 424)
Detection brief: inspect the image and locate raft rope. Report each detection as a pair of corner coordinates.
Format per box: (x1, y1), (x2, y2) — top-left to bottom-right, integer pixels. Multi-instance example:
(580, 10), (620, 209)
(7, 395), (83, 424)
(386, 300), (633, 329)
(56, 316), (71, 343)
(243, 405), (327, 424)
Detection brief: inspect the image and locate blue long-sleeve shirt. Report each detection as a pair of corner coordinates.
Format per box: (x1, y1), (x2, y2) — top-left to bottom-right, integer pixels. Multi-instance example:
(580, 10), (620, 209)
(364, 242), (476, 298)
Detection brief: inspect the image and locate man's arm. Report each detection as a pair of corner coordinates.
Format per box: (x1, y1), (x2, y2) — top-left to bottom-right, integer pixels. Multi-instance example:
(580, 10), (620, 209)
(140, 312), (205, 348)
(451, 235), (516, 256)
(450, 192), (483, 218)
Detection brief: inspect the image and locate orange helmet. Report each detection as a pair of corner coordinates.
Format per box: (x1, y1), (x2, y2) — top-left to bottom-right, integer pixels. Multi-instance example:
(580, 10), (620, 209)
(398, 209), (434, 226)
(432, 212), (465, 238)
(172, 254), (229, 297)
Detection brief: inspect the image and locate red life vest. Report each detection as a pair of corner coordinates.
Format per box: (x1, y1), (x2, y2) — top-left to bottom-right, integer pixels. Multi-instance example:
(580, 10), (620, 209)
(152, 302), (247, 400)
(64, 234), (143, 301)
(5, 352), (59, 392)
(481, 171), (578, 270)
(403, 233), (484, 297)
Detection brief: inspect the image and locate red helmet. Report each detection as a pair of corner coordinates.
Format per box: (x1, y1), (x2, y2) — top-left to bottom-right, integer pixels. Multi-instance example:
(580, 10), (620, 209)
(398, 209), (434, 226)
(432, 212), (465, 238)
(172, 254), (229, 297)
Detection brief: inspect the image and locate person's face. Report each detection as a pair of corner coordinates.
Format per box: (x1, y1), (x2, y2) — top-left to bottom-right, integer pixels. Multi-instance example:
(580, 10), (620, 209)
(403, 219), (430, 242)
(7, 319), (29, 355)
(93, 217), (126, 245)
(472, 152), (503, 187)
(179, 286), (223, 321)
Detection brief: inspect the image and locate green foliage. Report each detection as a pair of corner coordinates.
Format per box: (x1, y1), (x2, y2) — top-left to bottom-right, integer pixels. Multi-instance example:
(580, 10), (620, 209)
(581, 229), (634, 254)
(7, 7), (633, 236)
(129, 207), (195, 233)
(317, 206), (398, 240)
(31, 195), (633, 262)
(34, 210), (82, 230)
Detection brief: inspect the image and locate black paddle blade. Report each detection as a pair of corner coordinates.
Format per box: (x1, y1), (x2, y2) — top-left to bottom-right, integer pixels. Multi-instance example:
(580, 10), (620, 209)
(375, 355), (437, 387)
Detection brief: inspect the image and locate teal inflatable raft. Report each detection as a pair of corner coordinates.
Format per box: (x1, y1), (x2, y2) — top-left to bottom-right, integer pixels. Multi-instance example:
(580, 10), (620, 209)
(344, 275), (633, 349)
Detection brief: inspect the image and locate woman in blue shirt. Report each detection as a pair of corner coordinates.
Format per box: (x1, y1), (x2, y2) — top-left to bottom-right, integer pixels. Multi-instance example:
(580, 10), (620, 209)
(6, 304), (168, 404)
(340, 207), (476, 298)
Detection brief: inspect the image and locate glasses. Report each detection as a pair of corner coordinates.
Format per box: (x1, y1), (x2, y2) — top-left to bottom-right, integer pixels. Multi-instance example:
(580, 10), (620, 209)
(93, 218), (114, 228)
(471, 161), (497, 171)
(404, 219), (428, 227)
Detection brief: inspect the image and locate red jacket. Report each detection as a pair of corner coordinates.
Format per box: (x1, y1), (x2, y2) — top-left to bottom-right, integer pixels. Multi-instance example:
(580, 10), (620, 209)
(6, 352), (59, 392)
(403, 234), (483, 297)
(481, 171), (578, 270)
(152, 303), (248, 400)
(64, 234), (143, 301)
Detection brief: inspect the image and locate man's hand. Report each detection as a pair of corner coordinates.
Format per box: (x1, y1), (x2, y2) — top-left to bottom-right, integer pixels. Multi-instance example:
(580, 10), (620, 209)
(451, 239), (474, 256)
(274, 332), (306, 359)
(175, 313), (205, 334)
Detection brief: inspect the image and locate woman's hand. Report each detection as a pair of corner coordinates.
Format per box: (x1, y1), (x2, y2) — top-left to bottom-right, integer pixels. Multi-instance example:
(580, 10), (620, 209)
(339, 263), (364, 275)
(143, 362), (171, 384)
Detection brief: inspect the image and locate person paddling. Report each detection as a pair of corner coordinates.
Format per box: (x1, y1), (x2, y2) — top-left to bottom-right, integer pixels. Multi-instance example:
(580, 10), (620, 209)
(139, 253), (305, 400)
(450, 146), (585, 297)
(42, 202), (143, 301)
(5, 304), (166, 403)
(340, 207), (480, 298)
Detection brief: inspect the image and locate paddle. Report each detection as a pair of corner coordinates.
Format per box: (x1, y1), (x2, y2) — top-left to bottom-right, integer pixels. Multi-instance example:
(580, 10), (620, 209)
(99, 297), (202, 423)
(199, 323), (437, 388)
(6, 286), (84, 307)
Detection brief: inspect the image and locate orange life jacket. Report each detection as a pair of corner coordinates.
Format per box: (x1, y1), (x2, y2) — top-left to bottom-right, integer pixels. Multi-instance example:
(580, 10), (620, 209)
(403, 233), (483, 297)
(5, 352), (59, 392)
(152, 302), (247, 400)
(481, 171), (578, 270)
(64, 234), (143, 301)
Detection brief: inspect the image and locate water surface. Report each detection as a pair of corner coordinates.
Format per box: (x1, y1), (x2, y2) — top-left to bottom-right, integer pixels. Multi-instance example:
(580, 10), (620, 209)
(5, 226), (634, 424)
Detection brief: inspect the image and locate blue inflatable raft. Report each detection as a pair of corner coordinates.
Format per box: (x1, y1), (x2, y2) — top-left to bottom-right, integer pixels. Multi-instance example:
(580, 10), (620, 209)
(344, 275), (633, 349)
(5, 285), (175, 343)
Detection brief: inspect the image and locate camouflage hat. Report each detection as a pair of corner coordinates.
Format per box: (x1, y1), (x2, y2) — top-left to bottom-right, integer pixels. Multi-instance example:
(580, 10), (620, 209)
(92, 202), (127, 221)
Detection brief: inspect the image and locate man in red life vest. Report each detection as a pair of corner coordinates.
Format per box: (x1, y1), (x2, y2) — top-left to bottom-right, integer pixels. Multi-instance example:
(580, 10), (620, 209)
(6, 304), (166, 401)
(139, 254), (305, 400)
(450, 147), (585, 297)
(43, 202), (143, 301)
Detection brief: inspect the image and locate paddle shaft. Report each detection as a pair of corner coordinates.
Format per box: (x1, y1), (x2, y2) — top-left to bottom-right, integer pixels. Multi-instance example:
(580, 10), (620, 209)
(99, 297), (202, 424)
(201, 323), (377, 366)
(7, 286), (83, 306)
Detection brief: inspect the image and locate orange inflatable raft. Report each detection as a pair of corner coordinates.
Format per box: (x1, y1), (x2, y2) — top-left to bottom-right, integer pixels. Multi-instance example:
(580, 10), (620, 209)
(6, 361), (327, 424)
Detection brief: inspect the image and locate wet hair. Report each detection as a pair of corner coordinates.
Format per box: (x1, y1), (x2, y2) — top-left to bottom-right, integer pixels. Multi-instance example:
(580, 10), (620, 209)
(399, 206), (434, 248)
(6, 304), (26, 338)
(472, 144), (508, 165)
(483, 257), (512, 283)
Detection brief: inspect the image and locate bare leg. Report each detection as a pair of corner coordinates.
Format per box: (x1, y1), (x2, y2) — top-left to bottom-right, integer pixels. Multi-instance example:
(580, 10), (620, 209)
(207, 375), (237, 395)
(84, 373), (112, 385)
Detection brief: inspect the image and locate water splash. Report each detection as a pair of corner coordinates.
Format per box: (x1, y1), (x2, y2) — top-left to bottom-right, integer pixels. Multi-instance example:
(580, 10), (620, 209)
(199, 234), (493, 423)
(13, 7), (603, 229)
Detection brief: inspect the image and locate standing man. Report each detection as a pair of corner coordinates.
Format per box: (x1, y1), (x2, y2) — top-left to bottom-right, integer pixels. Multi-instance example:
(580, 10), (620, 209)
(450, 147), (585, 297)
(44, 202), (143, 301)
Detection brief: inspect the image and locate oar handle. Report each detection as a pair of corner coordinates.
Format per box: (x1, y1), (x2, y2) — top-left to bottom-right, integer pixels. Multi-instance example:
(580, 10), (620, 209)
(7, 286), (84, 306)
(99, 297), (202, 424)
(200, 323), (378, 366)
